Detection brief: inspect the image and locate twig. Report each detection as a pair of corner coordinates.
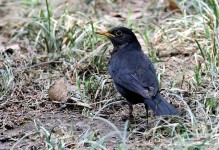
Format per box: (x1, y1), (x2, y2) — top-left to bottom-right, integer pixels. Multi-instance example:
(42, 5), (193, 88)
(14, 60), (62, 73)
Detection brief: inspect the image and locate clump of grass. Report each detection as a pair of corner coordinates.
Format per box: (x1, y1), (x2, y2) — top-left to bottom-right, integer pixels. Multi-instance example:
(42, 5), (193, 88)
(137, 0), (219, 148)
(0, 58), (14, 100)
(29, 118), (128, 150)
(32, 119), (66, 149)
(20, 0), (115, 106)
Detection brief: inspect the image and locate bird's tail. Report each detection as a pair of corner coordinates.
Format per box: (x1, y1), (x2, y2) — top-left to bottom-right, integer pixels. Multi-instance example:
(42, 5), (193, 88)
(144, 93), (179, 116)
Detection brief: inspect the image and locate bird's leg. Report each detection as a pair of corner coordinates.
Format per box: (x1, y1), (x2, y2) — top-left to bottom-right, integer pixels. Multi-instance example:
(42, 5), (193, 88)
(121, 101), (133, 122)
(124, 101), (133, 118)
(145, 104), (149, 124)
(128, 103), (133, 120)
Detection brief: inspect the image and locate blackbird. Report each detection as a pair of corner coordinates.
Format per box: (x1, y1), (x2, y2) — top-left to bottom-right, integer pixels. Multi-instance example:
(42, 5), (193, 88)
(96, 26), (179, 118)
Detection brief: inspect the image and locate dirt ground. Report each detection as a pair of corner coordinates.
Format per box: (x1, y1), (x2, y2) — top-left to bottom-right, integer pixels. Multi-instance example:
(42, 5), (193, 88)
(0, 0), (210, 149)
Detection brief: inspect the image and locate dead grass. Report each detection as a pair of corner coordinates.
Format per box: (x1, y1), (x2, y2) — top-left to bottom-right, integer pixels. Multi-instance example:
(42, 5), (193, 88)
(0, 0), (219, 149)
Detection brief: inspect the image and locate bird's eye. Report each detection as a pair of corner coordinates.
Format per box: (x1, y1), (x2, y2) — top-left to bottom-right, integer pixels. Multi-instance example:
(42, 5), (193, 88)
(115, 30), (122, 36)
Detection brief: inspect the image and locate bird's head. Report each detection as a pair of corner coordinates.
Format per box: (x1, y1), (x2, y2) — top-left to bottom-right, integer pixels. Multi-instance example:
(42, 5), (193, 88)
(96, 26), (140, 49)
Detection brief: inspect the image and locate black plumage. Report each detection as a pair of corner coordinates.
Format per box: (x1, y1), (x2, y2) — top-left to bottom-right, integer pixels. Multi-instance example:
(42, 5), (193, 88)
(96, 26), (179, 118)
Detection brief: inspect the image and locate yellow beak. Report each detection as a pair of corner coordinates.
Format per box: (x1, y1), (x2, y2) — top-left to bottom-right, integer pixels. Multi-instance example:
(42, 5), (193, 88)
(96, 31), (115, 38)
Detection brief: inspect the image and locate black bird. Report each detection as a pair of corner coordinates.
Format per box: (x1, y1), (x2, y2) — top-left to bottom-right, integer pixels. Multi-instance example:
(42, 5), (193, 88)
(96, 26), (179, 119)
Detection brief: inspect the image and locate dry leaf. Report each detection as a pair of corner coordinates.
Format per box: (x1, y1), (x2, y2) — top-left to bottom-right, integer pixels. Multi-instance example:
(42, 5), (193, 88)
(111, 12), (126, 18)
(48, 78), (92, 109)
(48, 77), (68, 102)
(130, 12), (142, 19)
(171, 56), (183, 63)
(75, 101), (92, 109)
(110, 12), (142, 20)
(167, 0), (181, 11)
(104, 14), (124, 25)
(0, 44), (20, 53)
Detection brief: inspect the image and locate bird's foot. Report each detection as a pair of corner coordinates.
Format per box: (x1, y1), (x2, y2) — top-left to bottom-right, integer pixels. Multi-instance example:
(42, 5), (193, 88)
(136, 125), (147, 133)
(121, 114), (134, 122)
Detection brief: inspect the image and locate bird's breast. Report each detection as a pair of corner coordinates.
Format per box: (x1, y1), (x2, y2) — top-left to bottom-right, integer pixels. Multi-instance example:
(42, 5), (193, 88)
(109, 53), (120, 76)
(109, 50), (139, 76)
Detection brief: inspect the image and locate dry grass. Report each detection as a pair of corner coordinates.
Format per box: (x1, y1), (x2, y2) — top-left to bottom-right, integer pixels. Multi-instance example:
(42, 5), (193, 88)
(0, 0), (219, 149)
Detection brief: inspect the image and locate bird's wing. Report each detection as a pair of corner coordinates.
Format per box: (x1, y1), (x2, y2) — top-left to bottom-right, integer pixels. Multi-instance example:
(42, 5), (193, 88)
(114, 64), (159, 99)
